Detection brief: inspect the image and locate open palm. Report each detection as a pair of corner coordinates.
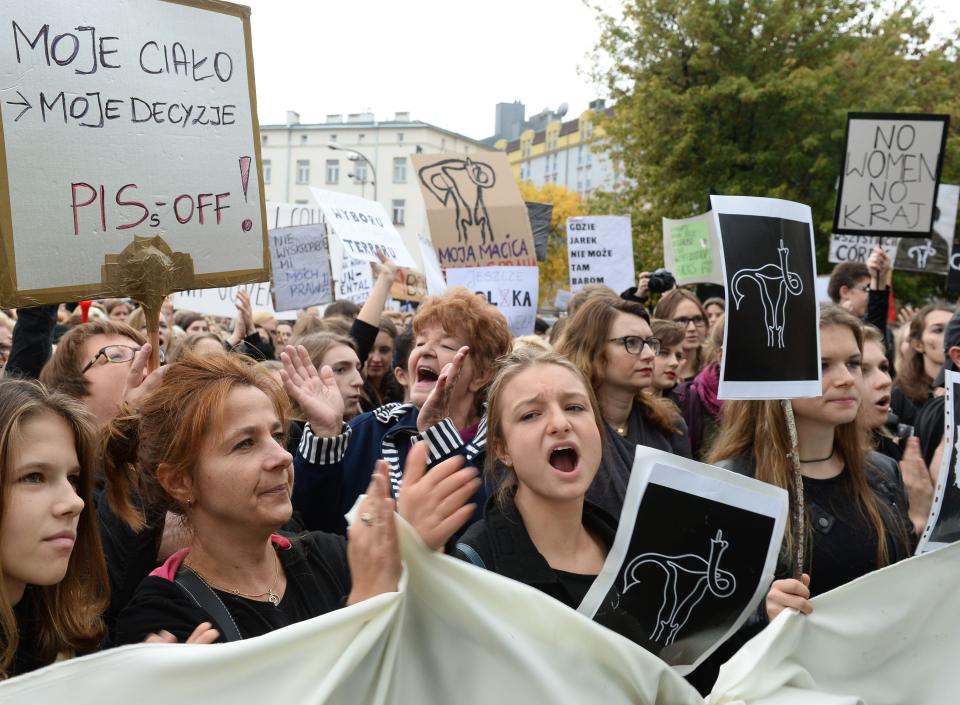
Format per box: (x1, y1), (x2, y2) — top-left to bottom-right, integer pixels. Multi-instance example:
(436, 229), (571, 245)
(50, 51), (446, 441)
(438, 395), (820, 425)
(280, 345), (344, 435)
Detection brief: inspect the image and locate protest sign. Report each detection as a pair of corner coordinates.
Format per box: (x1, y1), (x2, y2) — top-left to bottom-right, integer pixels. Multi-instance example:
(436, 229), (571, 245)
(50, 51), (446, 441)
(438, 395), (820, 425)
(337, 255), (374, 305)
(526, 201), (553, 261)
(268, 224), (332, 312)
(554, 289), (572, 311)
(566, 216), (635, 293)
(417, 234), (446, 296)
(444, 266), (538, 336)
(390, 268), (428, 302)
(310, 187), (415, 268)
(579, 446), (787, 674)
(0, 0), (268, 308)
(834, 112), (949, 236)
(172, 281), (296, 320)
(266, 201), (323, 229)
(917, 369), (960, 554)
(711, 196), (821, 400)
(662, 212), (724, 286)
(412, 152), (536, 268)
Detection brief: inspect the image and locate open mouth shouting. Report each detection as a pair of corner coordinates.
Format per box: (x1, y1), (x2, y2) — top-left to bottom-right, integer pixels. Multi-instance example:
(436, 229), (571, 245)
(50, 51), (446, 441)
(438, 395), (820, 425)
(548, 444), (580, 475)
(416, 365), (440, 386)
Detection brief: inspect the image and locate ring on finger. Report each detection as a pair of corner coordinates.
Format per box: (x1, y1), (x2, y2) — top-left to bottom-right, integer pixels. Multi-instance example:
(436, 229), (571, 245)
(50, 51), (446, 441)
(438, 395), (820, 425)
(360, 512), (376, 526)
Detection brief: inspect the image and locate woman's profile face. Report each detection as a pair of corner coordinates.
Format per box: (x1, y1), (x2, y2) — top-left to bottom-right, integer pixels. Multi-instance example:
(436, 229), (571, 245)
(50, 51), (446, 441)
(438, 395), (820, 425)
(859, 340), (891, 430)
(322, 344), (364, 419)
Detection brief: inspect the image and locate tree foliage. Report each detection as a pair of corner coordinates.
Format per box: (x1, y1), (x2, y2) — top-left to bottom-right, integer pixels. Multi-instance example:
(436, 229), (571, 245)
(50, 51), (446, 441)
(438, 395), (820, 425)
(590, 0), (960, 304)
(519, 182), (586, 306)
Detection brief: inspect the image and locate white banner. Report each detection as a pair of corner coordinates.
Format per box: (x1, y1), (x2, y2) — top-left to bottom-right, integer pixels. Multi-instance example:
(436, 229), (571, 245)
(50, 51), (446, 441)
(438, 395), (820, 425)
(172, 281), (296, 320)
(311, 187), (415, 268)
(336, 255), (374, 305)
(417, 234), (446, 296)
(445, 266), (539, 336)
(566, 216), (635, 293)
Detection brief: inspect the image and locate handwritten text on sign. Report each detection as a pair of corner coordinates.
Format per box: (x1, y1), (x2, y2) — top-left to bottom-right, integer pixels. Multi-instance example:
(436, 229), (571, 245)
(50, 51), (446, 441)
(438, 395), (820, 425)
(445, 266), (539, 337)
(337, 255), (374, 305)
(0, 1), (265, 295)
(834, 113), (949, 236)
(566, 216), (634, 293)
(268, 225), (332, 311)
(172, 282), (297, 320)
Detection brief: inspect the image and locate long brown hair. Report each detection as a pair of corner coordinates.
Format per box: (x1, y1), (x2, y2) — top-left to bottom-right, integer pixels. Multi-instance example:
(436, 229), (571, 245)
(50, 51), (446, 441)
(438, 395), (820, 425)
(0, 379), (108, 677)
(894, 302), (953, 404)
(102, 353), (289, 530)
(708, 305), (897, 567)
(653, 289), (708, 374)
(556, 296), (682, 435)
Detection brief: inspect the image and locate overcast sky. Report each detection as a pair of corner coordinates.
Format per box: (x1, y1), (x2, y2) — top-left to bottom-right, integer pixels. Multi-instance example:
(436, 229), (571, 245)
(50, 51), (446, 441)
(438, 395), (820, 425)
(246, 0), (960, 141)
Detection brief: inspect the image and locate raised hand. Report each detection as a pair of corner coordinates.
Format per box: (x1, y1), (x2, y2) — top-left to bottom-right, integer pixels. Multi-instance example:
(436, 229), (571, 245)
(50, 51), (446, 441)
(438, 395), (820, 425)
(372, 250), (403, 284)
(900, 436), (934, 535)
(144, 621), (220, 644)
(279, 344), (344, 436)
(228, 290), (253, 346)
(766, 574), (812, 621)
(398, 441), (479, 550)
(346, 462), (402, 605)
(416, 346), (469, 432)
(122, 344), (168, 412)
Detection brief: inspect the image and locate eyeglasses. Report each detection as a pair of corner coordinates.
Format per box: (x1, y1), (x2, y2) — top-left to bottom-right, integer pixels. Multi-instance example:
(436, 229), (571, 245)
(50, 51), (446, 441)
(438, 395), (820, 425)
(608, 335), (661, 356)
(850, 283), (870, 292)
(81, 344), (162, 374)
(673, 315), (707, 328)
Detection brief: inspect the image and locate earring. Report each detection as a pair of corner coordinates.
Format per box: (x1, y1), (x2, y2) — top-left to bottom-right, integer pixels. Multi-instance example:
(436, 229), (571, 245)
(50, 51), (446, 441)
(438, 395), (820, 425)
(186, 497), (194, 508)
(503, 459), (512, 467)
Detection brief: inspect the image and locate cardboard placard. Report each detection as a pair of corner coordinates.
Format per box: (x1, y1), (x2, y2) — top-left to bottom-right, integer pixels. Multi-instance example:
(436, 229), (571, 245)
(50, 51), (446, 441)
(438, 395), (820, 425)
(917, 370), (960, 554)
(0, 0), (269, 307)
(310, 187), (415, 268)
(834, 112), (950, 236)
(336, 254), (374, 305)
(268, 224), (332, 312)
(172, 281), (297, 320)
(578, 446), (787, 674)
(390, 268), (428, 302)
(412, 152), (536, 269)
(444, 266), (538, 336)
(566, 215), (635, 293)
(711, 196), (821, 400)
(662, 212), (724, 285)
(417, 234), (446, 296)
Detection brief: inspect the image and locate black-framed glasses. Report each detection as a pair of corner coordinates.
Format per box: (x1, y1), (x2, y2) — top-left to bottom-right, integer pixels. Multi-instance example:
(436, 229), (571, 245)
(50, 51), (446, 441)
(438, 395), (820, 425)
(850, 283), (870, 292)
(673, 315), (707, 328)
(608, 335), (661, 356)
(81, 344), (162, 374)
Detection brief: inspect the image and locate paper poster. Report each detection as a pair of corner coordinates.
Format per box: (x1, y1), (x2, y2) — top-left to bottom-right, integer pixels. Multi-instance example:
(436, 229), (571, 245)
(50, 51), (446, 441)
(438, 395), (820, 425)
(834, 112), (950, 236)
(336, 255), (374, 305)
(0, 0), (268, 307)
(526, 201), (553, 262)
(711, 196), (821, 400)
(566, 216), (635, 293)
(265, 201), (324, 229)
(390, 268), (428, 302)
(417, 234), (446, 296)
(662, 212), (724, 286)
(444, 266), (538, 336)
(579, 446), (787, 674)
(412, 152), (537, 269)
(917, 370), (960, 554)
(554, 289), (572, 311)
(310, 187), (415, 268)
(268, 225), (332, 312)
(172, 282), (296, 320)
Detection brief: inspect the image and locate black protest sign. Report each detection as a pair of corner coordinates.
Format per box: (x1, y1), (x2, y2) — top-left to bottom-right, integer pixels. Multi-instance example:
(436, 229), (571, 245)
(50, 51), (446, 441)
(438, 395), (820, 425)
(917, 370), (960, 553)
(711, 196), (821, 400)
(525, 202), (553, 261)
(834, 113), (949, 237)
(578, 447), (787, 675)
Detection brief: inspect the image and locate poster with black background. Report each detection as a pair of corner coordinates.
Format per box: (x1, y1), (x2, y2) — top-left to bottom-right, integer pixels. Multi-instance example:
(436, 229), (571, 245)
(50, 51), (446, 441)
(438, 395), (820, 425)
(578, 447), (787, 675)
(917, 370), (960, 553)
(711, 196), (821, 400)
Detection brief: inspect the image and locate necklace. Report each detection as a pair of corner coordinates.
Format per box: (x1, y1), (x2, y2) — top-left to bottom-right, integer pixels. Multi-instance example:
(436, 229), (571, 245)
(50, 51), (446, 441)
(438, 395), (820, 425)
(799, 448), (834, 463)
(615, 425), (627, 437)
(188, 553), (282, 606)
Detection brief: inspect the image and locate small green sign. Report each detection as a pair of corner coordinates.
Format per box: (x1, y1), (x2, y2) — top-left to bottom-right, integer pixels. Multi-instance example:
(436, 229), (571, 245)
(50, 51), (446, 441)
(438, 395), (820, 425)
(671, 221), (713, 278)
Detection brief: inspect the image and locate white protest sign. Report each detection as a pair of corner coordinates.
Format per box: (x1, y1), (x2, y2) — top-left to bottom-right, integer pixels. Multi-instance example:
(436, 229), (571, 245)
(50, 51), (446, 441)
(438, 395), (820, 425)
(662, 211), (724, 285)
(268, 225), (332, 312)
(834, 113), (949, 236)
(336, 255), (374, 305)
(172, 281), (297, 320)
(0, 0), (268, 306)
(418, 234), (447, 296)
(445, 266), (538, 336)
(554, 289), (572, 311)
(310, 187), (415, 268)
(566, 216), (634, 292)
(265, 201), (323, 229)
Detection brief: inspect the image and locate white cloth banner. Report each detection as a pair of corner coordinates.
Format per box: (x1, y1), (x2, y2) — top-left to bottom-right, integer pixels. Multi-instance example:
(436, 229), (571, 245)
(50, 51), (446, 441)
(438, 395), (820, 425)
(3, 520), (959, 704)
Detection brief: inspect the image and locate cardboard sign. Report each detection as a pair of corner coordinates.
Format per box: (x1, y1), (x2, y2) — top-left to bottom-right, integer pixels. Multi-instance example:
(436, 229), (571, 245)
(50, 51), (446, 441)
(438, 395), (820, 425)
(390, 268), (428, 302)
(526, 201), (553, 262)
(310, 187), (415, 268)
(834, 113), (950, 236)
(0, 0), (268, 307)
(417, 234), (446, 296)
(172, 281), (296, 320)
(268, 224), (332, 312)
(336, 255), (374, 305)
(566, 216), (635, 293)
(711, 196), (821, 400)
(444, 266), (538, 336)
(917, 370), (960, 554)
(412, 152), (537, 269)
(579, 446), (787, 674)
(662, 212), (724, 285)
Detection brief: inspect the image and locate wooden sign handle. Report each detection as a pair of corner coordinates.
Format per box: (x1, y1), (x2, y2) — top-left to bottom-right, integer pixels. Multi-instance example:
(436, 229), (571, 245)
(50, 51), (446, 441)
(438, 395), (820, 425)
(138, 296), (163, 372)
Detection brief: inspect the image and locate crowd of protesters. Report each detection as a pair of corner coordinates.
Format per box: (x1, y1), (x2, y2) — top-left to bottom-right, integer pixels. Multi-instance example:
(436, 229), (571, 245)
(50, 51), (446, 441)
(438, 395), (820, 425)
(0, 244), (950, 695)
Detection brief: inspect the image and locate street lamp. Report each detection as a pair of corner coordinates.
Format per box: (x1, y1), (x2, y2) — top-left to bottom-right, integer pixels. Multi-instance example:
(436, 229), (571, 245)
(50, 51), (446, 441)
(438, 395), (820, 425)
(328, 144), (377, 201)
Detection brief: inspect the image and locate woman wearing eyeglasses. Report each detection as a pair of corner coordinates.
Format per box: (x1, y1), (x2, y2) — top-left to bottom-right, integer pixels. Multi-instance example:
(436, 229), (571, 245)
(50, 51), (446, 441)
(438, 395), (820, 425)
(653, 290), (709, 383)
(556, 297), (691, 520)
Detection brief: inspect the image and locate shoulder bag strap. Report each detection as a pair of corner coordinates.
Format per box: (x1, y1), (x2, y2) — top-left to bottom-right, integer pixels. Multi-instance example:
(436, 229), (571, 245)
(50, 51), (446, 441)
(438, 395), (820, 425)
(174, 567), (244, 642)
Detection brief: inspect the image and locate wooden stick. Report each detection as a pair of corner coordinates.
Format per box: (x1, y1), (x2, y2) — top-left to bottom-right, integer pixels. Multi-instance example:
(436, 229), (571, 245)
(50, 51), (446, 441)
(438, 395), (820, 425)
(781, 399), (806, 579)
(138, 296), (163, 372)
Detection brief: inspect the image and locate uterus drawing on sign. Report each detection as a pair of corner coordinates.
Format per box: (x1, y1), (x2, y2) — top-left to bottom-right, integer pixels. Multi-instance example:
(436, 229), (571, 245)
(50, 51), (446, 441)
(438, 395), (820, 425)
(620, 530), (737, 648)
(730, 239), (803, 349)
(418, 158), (496, 245)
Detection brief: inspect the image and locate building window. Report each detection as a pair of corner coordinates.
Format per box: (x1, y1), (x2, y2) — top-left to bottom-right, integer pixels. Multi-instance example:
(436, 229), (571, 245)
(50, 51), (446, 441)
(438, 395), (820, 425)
(262, 159), (272, 184)
(353, 161), (368, 183)
(397, 132), (404, 144)
(325, 159), (339, 184)
(300, 134), (308, 144)
(296, 160), (310, 184)
(392, 199), (405, 226)
(261, 134), (267, 146)
(393, 157), (407, 183)
(358, 134), (366, 144)
(329, 134), (337, 143)
(441, 137), (447, 151)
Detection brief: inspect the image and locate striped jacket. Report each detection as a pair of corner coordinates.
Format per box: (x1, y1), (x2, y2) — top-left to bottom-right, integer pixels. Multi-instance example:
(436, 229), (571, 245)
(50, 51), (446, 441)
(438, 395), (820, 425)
(292, 402), (488, 535)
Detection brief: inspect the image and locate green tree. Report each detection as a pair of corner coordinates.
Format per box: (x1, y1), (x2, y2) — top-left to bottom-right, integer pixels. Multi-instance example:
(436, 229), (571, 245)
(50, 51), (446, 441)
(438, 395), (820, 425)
(590, 0), (960, 304)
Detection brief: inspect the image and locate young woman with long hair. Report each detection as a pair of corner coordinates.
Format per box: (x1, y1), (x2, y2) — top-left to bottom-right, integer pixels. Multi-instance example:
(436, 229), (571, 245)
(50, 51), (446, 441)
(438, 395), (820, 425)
(653, 289), (709, 382)
(556, 296), (690, 520)
(648, 319), (685, 398)
(361, 316), (400, 410)
(892, 302), (953, 425)
(673, 315), (725, 460)
(708, 305), (914, 619)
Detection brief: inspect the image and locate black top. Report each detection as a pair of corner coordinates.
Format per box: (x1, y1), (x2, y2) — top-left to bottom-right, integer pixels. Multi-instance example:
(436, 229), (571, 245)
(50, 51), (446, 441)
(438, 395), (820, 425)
(12, 597), (42, 677)
(553, 569), (596, 606)
(114, 532), (350, 644)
